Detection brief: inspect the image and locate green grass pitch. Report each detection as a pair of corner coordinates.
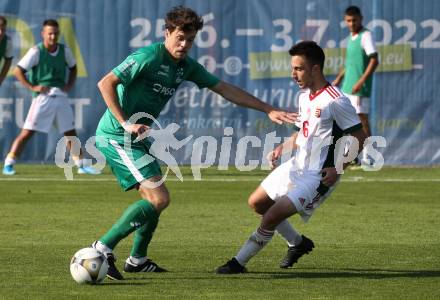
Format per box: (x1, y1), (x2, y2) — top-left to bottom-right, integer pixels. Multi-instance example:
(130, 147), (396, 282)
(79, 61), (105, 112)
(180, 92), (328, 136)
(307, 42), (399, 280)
(1, 165), (439, 299)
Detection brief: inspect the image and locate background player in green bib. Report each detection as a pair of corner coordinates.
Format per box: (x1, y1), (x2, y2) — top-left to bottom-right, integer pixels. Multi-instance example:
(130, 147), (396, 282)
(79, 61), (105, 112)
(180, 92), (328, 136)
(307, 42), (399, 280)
(2, 19), (100, 175)
(0, 16), (13, 87)
(333, 6), (379, 166)
(92, 6), (298, 280)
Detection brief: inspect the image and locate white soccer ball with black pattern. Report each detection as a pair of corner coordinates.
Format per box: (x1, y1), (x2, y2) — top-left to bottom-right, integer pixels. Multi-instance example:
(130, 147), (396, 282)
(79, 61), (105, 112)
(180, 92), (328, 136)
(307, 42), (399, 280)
(70, 247), (108, 284)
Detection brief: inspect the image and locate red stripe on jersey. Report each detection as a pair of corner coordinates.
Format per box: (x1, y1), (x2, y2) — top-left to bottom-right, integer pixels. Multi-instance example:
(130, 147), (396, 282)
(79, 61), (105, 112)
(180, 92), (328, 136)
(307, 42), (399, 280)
(328, 85), (341, 97)
(325, 86), (339, 99)
(309, 83), (331, 100)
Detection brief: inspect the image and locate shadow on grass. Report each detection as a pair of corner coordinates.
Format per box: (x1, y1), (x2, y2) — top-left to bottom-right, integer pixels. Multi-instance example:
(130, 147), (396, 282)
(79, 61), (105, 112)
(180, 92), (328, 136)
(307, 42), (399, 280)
(97, 268), (440, 282)
(98, 281), (148, 286)
(261, 268), (440, 279)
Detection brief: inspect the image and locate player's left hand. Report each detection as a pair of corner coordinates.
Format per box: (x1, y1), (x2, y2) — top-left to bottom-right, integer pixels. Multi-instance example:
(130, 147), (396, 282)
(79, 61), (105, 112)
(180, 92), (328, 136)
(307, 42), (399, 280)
(268, 110), (299, 125)
(266, 145), (283, 169)
(351, 82), (363, 94)
(320, 167), (339, 187)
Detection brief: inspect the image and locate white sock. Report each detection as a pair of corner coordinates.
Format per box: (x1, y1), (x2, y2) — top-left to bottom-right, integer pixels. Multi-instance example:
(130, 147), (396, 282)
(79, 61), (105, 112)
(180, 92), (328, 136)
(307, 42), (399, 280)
(362, 149), (368, 162)
(5, 156), (16, 166)
(276, 219), (303, 247)
(235, 227), (274, 266)
(93, 240), (113, 255)
(73, 157), (83, 168)
(127, 256), (147, 265)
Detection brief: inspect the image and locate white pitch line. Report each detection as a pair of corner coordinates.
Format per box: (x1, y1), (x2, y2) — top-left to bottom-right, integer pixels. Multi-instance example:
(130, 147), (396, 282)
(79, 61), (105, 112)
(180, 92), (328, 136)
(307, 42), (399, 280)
(0, 177), (439, 182)
(236, 29), (263, 36)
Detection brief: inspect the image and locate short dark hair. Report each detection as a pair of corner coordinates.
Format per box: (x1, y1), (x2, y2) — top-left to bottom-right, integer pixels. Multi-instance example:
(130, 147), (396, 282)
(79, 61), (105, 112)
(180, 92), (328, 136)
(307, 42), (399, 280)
(345, 6), (362, 17)
(43, 19), (59, 28)
(0, 16), (7, 26)
(288, 41), (325, 71)
(165, 6), (203, 33)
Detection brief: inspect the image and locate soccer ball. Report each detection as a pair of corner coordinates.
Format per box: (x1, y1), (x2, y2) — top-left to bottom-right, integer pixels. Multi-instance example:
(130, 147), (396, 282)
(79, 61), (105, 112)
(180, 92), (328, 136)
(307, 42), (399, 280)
(70, 247), (108, 284)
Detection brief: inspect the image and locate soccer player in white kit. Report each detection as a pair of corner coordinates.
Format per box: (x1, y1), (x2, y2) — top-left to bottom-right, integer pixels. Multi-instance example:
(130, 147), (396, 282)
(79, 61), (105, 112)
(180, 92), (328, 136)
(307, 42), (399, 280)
(2, 19), (100, 175)
(217, 41), (367, 274)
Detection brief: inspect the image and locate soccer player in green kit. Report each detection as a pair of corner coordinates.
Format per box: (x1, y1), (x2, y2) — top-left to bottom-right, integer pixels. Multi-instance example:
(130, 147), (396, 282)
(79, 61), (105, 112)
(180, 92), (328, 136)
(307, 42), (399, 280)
(333, 6), (379, 166)
(0, 16), (13, 87)
(92, 6), (298, 280)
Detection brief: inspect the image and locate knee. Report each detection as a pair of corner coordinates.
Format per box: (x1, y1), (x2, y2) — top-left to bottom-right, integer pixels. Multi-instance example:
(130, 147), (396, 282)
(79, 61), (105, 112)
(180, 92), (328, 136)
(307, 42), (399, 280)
(153, 193), (170, 211)
(248, 193), (270, 215)
(139, 187), (170, 212)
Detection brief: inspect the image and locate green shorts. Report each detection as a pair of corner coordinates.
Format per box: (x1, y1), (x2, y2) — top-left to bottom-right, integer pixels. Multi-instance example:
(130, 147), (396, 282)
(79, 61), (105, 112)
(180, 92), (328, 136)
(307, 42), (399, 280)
(96, 136), (162, 191)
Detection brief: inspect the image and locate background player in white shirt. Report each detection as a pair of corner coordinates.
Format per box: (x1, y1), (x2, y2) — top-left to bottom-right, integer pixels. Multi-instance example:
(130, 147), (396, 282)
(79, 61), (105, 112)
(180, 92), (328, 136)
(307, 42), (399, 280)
(217, 41), (367, 274)
(2, 19), (99, 175)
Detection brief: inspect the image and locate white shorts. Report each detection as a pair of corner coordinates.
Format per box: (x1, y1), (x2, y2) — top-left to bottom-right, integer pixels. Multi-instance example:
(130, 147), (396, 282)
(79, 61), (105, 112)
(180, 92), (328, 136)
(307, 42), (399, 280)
(23, 92), (75, 134)
(345, 93), (370, 114)
(261, 158), (337, 222)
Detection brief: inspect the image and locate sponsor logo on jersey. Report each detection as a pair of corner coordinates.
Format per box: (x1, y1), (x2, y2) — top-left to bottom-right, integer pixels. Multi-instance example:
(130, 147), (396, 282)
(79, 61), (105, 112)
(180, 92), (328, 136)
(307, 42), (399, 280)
(119, 59), (137, 75)
(175, 67), (184, 83)
(152, 83), (176, 96)
(158, 64), (170, 77)
(315, 108), (321, 118)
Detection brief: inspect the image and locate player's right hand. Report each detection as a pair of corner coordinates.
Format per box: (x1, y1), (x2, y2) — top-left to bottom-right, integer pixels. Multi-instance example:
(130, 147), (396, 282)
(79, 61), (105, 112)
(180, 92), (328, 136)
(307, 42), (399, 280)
(123, 123), (150, 142)
(32, 85), (50, 93)
(268, 110), (299, 125)
(267, 145), (283, 169)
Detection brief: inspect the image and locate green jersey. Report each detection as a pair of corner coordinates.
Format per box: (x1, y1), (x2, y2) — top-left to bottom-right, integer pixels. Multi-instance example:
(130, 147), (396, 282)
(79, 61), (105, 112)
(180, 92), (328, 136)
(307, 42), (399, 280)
(97, 42), (220, 140)
(341, 28), (373, 97)
(29, 43), (67, 90)
(0, 34), (12, 60)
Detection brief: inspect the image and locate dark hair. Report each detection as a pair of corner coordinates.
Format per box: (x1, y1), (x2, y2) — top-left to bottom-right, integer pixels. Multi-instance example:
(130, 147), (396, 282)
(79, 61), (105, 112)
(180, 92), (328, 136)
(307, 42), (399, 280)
(288, 41), (325, 71)
(43, 19), (59, 28)
(345, 5), (362, 17)
(0, 16), (7, 26)
(165, 6), (203, 33)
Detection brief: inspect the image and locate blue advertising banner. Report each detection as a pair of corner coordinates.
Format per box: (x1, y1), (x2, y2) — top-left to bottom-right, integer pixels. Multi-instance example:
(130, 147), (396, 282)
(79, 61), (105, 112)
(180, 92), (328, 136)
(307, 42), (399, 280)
(0, 0), (439, 166)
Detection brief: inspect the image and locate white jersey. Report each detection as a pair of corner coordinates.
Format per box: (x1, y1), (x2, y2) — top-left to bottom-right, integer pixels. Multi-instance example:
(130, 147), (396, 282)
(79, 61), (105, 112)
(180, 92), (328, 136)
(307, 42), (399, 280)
(293, 83), (361, 173)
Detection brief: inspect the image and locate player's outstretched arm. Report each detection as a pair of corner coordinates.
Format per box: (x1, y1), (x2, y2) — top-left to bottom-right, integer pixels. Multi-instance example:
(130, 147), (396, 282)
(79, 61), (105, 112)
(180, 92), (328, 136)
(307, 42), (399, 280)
(209, 81), (298, 125)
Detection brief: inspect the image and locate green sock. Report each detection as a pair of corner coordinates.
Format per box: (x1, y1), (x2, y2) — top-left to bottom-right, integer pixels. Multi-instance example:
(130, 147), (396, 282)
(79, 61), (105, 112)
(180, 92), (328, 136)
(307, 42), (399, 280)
(99, 200), (157, 249)
(130, 211), (159, 258)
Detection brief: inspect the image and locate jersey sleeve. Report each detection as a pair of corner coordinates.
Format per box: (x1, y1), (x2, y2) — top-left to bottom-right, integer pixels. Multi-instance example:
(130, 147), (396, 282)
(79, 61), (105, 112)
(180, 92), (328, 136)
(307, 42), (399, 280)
(361, 31), (377, 57)
(112, 51), (152, 86)
(186, 59), (220, 89)
(17, 46), (39, 71)
(64, 46), (76, 68)
(330, 96), (362, 134)
(5, 37), (13, 59)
